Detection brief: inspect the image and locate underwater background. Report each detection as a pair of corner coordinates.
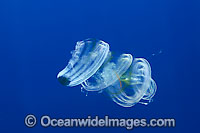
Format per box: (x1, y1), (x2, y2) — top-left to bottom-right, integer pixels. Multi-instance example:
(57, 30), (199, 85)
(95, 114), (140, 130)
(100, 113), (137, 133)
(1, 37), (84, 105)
(0, 0), (200, 132)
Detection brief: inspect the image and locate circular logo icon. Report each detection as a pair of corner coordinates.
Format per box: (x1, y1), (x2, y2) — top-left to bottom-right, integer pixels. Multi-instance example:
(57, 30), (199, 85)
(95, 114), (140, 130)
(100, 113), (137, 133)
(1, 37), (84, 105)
(25, 115), (37, 127)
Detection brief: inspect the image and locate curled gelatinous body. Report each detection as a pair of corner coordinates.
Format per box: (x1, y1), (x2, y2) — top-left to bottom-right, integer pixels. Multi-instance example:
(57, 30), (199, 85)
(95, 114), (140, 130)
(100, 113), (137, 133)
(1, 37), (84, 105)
(105, 58), (157, 107)
(57, 39), (157, 107)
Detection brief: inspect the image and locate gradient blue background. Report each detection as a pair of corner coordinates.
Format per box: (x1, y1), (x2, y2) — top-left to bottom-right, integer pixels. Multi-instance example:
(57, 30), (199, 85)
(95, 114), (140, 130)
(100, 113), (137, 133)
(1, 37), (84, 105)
(0, 0), (199, 132)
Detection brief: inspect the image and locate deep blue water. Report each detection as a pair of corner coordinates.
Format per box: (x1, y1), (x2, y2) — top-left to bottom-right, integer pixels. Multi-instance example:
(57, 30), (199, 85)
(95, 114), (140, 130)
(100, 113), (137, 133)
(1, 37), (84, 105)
(0, 0), (200, 132)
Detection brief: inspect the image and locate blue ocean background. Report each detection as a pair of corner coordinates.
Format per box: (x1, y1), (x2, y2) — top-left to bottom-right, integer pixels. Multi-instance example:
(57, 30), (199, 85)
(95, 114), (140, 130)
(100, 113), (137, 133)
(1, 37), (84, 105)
(0, 0), (199, 132)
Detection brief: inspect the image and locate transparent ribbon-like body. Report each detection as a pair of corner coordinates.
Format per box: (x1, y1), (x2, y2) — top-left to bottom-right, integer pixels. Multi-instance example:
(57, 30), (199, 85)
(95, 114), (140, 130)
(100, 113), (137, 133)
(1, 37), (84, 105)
(57, 39), (157, 107)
